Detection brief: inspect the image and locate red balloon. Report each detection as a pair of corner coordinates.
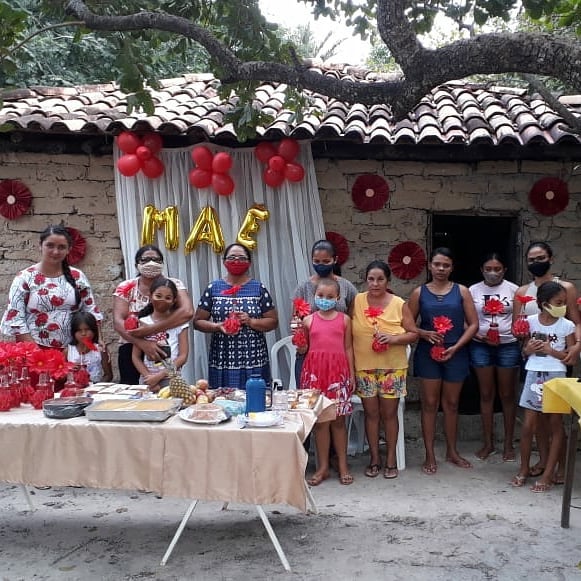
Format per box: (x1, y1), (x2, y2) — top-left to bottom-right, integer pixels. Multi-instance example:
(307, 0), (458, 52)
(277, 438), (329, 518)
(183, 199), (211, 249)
(268, 155), (286, 172)
(189, 168), (213, 188)
(212, 173), (235, 196)
(117, 154), (141, 177)
(212, 152), (233, 174)
(117, 132), (141, 154)
(278, 138), (300, 162)
(192, 146), (214, 170)
(255, 142), (277, 163)
(136, 145), (152, 161)
(141, 156), (164, 179)
(141, 133), (163, 154)
(284, 162), (305, 182)
(263, 167), (285, 188)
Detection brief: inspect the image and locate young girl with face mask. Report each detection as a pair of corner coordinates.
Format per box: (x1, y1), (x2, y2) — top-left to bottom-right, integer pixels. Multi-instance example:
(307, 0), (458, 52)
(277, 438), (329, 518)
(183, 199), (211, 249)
(512, 281), (575, 492)
(193, 243), (279, 390)
(298, 278), (356, 486)
(113, 244), (194, 384)
(469, 253), (520, 462)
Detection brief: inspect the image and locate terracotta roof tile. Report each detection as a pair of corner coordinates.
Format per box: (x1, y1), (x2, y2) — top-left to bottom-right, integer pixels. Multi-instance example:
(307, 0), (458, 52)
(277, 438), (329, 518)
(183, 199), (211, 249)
(1, 64), (581, 147)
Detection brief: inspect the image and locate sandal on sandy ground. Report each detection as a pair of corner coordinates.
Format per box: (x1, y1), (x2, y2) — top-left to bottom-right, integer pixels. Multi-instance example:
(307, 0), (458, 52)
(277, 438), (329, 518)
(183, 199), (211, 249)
(530, 481), (552, 493)
(511, 474), (527, 487)
(475, 447), (497, 460)
(339, 473), (354, 485)
(365, 464), (381, 478)
(529, 464), (545, 477)
(422, 463), (438, 475)
(307, 472), (329, 487)
(383, 466), (398, 479)
(446, 456), (473, 469)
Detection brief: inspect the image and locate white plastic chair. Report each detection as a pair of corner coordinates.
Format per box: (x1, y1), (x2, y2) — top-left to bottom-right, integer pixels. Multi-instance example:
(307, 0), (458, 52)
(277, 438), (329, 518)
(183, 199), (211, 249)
(270, 336), (297, 390)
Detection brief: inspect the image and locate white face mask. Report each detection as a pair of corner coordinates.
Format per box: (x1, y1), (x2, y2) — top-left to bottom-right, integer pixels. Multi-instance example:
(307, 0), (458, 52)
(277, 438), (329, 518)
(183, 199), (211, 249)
(138, 261), (164, 279)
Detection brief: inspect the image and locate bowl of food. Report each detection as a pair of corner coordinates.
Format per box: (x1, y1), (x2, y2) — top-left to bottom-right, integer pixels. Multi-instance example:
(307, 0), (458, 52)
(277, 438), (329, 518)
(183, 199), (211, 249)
(43, 396), (93, 419)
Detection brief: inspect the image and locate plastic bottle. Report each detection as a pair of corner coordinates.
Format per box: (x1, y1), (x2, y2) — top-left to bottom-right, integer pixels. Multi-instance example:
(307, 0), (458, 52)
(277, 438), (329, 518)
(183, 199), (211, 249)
(271, 380), (288, 413)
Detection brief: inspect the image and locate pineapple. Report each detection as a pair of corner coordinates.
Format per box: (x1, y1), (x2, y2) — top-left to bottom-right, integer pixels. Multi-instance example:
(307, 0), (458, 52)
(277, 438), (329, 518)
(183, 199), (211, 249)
(167, 369), (196, 405)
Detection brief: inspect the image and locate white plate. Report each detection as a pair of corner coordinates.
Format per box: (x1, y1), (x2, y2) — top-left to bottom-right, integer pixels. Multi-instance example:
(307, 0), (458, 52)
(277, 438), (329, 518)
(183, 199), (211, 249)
(178, 408), (231, 425)
(243, 411), (283, 428)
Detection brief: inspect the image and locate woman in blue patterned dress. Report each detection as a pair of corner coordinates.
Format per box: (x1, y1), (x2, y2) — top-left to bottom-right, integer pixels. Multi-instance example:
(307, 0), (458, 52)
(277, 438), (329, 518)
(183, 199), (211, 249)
(194, 244), (279, 389)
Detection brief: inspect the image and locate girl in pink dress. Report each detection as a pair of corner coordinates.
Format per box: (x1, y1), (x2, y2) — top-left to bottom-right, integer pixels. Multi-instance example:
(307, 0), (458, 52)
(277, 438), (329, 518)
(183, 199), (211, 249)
(299, 278), (355, 486)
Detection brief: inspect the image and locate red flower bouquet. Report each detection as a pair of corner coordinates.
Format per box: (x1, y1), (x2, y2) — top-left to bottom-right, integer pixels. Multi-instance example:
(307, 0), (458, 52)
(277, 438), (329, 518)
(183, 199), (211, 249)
(223, 311), (242, 334)
(482, 298), (504, 345)
(430, 316), (453, 361)
(365, 306), (389, 352)
(512, 295), (534, 338)
(291, 298), (311, 348)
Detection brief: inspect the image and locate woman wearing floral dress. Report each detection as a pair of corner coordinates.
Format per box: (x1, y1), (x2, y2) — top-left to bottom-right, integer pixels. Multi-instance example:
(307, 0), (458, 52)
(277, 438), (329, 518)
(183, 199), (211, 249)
(194, 243), (278, 389)
(1, 225), (103, 350)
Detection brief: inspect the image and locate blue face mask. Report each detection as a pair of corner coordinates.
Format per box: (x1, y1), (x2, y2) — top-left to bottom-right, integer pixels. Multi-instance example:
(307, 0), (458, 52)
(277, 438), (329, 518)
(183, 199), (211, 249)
(315, 297), (337, 311)
(313, 263), (334, 277)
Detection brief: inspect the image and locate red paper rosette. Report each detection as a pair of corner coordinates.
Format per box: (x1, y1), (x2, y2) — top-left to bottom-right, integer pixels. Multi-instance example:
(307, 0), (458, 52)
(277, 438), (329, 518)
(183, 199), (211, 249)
(352, 175), (389, 212)
(325, 231), (349, 265)
(0, 180), (32, 220)
(388, 242), (426, 280)
(529, 177), (569, 216)
(65, 227), (87, 265)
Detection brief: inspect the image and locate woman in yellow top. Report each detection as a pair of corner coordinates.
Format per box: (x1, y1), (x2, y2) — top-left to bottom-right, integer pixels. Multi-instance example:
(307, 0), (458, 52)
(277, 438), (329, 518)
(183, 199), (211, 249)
(352, 260), (418, 479)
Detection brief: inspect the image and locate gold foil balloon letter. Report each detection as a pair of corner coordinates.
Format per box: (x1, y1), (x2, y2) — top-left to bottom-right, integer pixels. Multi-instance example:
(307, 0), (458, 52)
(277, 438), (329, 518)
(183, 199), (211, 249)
(236, 205), (270, 251)
(141, 204), (179, 250)
(185, 206), (225, 254)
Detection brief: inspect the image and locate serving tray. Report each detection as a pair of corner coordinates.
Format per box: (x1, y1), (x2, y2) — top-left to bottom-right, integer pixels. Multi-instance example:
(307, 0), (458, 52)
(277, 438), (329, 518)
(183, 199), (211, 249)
(85, 398), (182, 422)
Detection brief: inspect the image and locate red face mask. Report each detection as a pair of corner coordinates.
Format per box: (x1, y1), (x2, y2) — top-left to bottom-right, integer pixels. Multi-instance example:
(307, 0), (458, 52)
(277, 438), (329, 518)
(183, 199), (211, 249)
(224, 260), (250, 276)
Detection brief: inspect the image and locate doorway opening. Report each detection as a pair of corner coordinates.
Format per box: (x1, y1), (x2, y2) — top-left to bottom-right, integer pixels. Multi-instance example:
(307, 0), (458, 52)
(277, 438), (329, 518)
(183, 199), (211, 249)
(431, 214), (519, 414)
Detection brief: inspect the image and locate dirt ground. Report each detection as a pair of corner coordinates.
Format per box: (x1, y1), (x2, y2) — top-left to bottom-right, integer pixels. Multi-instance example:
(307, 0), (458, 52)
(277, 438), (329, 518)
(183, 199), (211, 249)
(1, 435), (581, 581)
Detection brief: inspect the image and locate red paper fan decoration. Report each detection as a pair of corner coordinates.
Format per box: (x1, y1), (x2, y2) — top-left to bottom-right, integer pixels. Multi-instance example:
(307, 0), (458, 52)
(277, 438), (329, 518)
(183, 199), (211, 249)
(325, 231), (350, 265)
(0, 180), (32, 220)
(388, 242), (426, 280)
(351, 175), (389, 212)
(65, 227), (87, 265)
(529, 177), (569, 216)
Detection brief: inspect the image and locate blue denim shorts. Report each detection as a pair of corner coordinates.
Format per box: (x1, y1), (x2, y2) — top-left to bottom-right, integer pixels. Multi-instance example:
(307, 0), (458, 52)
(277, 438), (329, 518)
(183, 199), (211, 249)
(413, 340), (470, 383)
(469, 341), (521, 369)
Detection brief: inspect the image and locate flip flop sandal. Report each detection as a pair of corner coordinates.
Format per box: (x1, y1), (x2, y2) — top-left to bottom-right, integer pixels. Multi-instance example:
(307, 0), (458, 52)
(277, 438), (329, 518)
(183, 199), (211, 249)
(552, 477), (565, 486)
(529, 465), (545, 477)
(421, 463), (438, 475)
(339, 473), (354, 485)
(502, 451), (516, 462)
(307, 473), (329, 487)
(530, 481), (552, 493)
(383, 466), (398, 479)
(365, 464), (381, 478)
(511, 474), (527, 487)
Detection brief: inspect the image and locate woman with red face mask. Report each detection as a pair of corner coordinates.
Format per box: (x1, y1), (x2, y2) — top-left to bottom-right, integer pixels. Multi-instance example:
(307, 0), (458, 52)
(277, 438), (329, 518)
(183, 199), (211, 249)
(194, 243), (279, 389)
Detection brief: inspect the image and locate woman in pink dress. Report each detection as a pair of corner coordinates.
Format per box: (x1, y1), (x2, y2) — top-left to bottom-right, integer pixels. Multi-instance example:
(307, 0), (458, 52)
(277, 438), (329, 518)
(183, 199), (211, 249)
(299, 278), (355, 486)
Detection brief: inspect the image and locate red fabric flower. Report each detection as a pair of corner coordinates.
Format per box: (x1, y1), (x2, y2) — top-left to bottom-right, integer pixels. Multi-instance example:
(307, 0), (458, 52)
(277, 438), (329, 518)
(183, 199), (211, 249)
(65, 227), (87, 265)
(433, 316), (454, 334)
(516, 295), (535, 305)
(364, 306), (384, 319)
(0, 180), (32, 220)
(325, 231), (349, 265)
(388, 242), (426, 280)
(223, 312), (241, 334)
(372, 337), (390, 352)
(512, 315), (530, 338)
(0, 392), (12, 411)
(292, 327), (308, 348)
(73, 367), (91, 387)
(529, 177), (569, 216)
(124, 315), (139, 331)
(430, 345), (446, 361)
(81, 337), (98, 351)
(27, 349), (56, 374)
(293, 298), (311, 318)
(351, 175), (389, 212)
(483, 298), (504, 316)
(221, 285), (242, 296)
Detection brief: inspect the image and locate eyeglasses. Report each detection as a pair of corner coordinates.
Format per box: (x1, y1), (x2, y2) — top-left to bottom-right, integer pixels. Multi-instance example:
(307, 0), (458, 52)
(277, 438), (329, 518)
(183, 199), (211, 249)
(138, 256), (163, 264)
(527, 256), (549, 264)
(225, 255), (249, 262)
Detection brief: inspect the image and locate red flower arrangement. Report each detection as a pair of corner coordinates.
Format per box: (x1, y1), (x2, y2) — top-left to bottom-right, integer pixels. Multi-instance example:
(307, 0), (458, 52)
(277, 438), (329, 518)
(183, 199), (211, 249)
(221, 286), (242, 334)
(291, 298), (311, 348)
(124, 315), (139, 331)
(430, 316), (454, 361)
(0, 180), (32, 220)
(325, 231), (350, 265)
(351, 175), (390, 212)
(512, 295), (535, 338)
(388, 242), (427, 280)
(529, 177), (569, 216)
(482, 298), (504, 345)
(65, 227), (87, 265)
(365, 306), (389, 352)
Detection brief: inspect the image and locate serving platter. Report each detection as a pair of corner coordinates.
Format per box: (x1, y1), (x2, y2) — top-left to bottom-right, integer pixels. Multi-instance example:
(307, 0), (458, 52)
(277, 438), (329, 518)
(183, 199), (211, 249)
(85, 398), (182, 422)
(178, 407), (231, 425)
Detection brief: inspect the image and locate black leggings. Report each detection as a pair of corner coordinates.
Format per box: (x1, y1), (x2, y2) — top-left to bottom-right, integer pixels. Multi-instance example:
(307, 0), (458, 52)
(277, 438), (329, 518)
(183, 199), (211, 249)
(118, 342), (140, 384)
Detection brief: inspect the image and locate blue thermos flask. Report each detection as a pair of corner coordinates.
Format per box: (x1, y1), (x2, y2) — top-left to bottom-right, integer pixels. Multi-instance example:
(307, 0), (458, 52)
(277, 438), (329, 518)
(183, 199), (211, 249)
(245, 375), (271, 414)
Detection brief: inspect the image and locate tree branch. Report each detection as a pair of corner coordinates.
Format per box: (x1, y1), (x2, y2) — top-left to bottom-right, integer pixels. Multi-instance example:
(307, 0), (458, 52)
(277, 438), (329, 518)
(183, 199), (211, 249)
(65, 0), (581, 122)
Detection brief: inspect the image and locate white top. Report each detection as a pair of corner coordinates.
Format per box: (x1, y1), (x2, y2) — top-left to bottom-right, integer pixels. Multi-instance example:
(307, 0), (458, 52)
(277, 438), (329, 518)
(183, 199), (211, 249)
(525, 314), (575, 372)
(139, 315), (189, 376)
(469, 279), (518, 344)
(67, 344), (103, 383)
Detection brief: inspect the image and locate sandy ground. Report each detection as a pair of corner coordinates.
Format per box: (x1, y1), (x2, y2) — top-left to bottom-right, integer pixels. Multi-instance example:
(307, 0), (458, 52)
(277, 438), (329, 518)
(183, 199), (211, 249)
(1, 436), (581, 581)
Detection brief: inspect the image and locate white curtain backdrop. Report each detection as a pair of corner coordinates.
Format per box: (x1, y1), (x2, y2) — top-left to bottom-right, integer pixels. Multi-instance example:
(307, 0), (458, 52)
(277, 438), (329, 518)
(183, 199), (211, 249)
(114, 143), (324, 382)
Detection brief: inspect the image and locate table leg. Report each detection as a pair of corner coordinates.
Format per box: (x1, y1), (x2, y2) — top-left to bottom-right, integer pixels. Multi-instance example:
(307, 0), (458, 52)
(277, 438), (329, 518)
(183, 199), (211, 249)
(19, 485), (35, 512)
(160, 500), (198, 566)
(305, 482), (318, 515)
(561, 412), (579, 529)
(255, 505), (291, 572)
